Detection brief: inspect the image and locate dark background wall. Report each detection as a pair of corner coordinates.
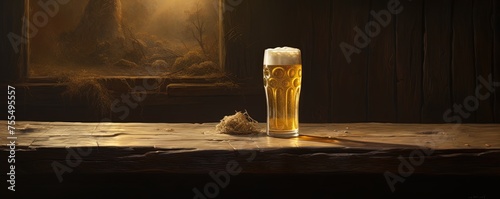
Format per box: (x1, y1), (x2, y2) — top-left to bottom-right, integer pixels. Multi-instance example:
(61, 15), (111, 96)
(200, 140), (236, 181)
(1, 0), (499, 123)
(224, 0), (500, 123)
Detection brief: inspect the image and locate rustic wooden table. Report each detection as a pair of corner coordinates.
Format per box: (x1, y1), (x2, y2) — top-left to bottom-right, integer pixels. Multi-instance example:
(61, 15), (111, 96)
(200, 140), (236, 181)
(2, 121), (499, 198)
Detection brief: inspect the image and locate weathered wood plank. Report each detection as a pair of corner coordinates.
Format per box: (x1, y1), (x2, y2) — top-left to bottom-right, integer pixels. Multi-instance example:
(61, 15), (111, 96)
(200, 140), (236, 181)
(367, 0), (397, 122)
(473, 0), (495, 122)
(1, 121), (500, 178)
(451, 0), (476, 123)
(422, 0), (453, 123)
(2, 121), (500, 199)
(4, 121), (500, 150)
(396, 0), (424, 123)
(5, 147), (500, 175)
(331, 0), (370, 122)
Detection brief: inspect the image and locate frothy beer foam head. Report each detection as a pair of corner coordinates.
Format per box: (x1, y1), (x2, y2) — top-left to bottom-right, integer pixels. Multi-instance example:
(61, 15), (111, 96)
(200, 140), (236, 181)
(264, 47), (301, 65)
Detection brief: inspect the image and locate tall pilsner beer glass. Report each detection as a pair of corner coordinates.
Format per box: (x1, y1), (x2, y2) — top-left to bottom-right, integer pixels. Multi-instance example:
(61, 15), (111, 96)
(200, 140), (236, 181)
(263, 47), (302, 138)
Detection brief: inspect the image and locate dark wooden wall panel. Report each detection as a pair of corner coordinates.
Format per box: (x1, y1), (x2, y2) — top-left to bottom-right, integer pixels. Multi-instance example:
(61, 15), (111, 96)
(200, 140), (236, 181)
(297, 0), (315, 123)
(452, 0), (476, 123)
(1, 0), (25, 83)
(299, 0), (331, 122)
(422, 0), (453, 123)
(330, 0), (370, 122)
(473, 0), (495, 122)
(367, 0), (397, 122)
(495, 1), (500, 123)
(223, 0), (251, 79)
(396, 0), (423, 123)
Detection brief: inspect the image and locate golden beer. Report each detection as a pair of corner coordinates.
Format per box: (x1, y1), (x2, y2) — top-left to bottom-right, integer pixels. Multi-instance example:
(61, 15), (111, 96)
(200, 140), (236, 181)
(263, 47), (302, 138)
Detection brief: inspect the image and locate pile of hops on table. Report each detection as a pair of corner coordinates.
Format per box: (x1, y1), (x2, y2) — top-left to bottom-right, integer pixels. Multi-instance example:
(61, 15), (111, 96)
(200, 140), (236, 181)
(215, 111), (260, 135)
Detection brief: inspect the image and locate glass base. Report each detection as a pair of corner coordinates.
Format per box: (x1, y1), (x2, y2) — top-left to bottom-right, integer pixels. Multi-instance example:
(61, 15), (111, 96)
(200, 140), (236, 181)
(267, 130), (299, 138)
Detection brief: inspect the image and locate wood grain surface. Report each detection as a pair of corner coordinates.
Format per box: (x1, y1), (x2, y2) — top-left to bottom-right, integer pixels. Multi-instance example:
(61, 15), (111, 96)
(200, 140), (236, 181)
(1, 121), (499, 176)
